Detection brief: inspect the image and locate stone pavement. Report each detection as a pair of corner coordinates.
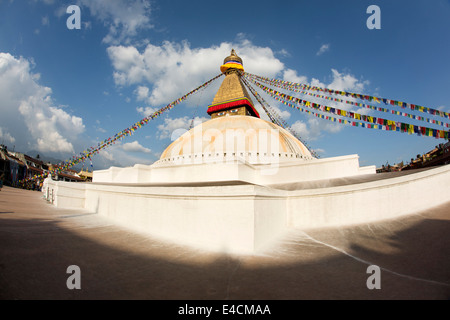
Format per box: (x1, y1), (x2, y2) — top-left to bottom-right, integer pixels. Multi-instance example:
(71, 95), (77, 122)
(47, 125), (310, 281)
(0, 185), (449, 300)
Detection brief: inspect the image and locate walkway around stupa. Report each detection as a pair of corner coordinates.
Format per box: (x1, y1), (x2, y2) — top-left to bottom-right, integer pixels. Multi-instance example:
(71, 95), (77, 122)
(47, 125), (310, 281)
(1, 184), (449, 299)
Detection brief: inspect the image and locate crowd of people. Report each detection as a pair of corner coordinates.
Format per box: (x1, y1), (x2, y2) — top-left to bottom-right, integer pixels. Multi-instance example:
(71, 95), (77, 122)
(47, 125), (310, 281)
(0, 171), (44, 192)
(19, 178), (44, 191)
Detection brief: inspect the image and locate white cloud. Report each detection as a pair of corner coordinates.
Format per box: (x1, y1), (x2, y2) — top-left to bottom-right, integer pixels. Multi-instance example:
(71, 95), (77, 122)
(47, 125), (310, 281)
(121, 140), (151, 153)
(96, 144), (155, 168)
(83, 21), (92, 30)
(280, 67), (370, 137)
(157, 116), (208, 140)
(314, 148), (325, 154)
(41, 16), (49, 26)
(54, 5), (68, 18)
(272, 105), (291, 120)
(258, 103), (290, 122)
(291, 118), (342, 141)
(355, 107), (373, 116)
(79, 0), (152, 44)
(277, 49), (290, 57)
(283, 69), (308, 84)
(107, 39), (286, 106)
(310, 77), (326, 88)
(136, 106), (157, 117)
(287, 67), (369, 111)
(317, 69), (370, 115)
(99, 149), (114, 161)
(0, 127), (16, 144)
(327, 69), (369, 92)
(316, 44), (330, 56)
(0, 52), (85, 153)
(135, 85), (150, 102)
(107, 37), (371, 146)
(157, 117), (191, 140)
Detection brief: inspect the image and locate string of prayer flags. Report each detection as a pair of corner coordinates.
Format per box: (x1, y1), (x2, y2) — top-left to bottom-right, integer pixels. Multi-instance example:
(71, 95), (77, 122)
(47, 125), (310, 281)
(245, 72), (450, 121)
(247, 76), (449, 140)
(19, 73), (224, 184)
(241, 76), (318, 157)
(243, 74), (450, 129)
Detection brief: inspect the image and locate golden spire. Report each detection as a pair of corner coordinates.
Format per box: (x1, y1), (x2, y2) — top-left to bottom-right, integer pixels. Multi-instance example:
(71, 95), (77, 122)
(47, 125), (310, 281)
(207, 50), (259, 118)
(220, 49), (244, 74)
(223, 49), (243, 65)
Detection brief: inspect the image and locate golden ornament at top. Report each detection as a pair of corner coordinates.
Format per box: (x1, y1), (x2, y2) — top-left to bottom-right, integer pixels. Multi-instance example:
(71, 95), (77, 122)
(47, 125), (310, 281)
(223, 49), (243, 65)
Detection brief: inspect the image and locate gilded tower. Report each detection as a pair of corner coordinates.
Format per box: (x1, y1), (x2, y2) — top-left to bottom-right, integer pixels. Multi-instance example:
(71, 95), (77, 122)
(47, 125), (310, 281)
(207, 50), (260, 119)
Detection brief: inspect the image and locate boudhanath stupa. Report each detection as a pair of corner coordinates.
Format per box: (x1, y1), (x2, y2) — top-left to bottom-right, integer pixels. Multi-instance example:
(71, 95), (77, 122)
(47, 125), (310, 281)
(44, 50), (450, 254)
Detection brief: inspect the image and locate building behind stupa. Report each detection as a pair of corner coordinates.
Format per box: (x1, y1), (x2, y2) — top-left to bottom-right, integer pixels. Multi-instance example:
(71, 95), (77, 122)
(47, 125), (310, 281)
(42, 51), (450, 254)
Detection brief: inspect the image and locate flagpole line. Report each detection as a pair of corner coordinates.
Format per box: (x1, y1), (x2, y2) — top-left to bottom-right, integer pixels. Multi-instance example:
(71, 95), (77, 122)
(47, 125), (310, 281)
(245, 76), (449, 140)
(241, 75), (319, 158)
(245, 72), (450, 121)
(19, 73), (224, 184)
(246, 74), (450, 129)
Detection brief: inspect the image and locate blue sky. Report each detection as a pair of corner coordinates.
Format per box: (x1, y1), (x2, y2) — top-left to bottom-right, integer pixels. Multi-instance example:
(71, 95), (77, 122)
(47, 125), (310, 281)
(0, 0), (449, 169)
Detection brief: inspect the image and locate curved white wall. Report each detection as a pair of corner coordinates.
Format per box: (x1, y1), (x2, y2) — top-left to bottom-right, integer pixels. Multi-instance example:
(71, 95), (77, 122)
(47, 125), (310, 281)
(93, 154), (376, 185)
(46, 163), (450, 254)
(287, 165), (450, 229)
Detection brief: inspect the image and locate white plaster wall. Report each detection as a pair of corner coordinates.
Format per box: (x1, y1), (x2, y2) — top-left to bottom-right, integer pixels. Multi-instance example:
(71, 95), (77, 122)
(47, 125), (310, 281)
(254, 155), (365, 185)
(84, 184), (271, 254)
(253, 188), (287, 251)
(359, 165), (377, 175)
(44, 179), (59, 206)
(93, 154), (375, 186)
(51, 180), (86, 209)
(288, 164), (450, 229)
(48, 164), (450, 254)
(93, 167), (113, 183)
(147, 162), (242, 184)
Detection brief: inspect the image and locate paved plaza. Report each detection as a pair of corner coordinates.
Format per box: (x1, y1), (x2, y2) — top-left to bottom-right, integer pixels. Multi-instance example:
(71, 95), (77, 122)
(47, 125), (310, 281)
(1, 185), (449, 299)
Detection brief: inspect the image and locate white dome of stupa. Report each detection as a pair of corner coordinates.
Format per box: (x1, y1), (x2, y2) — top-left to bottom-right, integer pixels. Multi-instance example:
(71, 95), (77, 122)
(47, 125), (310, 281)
(155, 115), (313, 166)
